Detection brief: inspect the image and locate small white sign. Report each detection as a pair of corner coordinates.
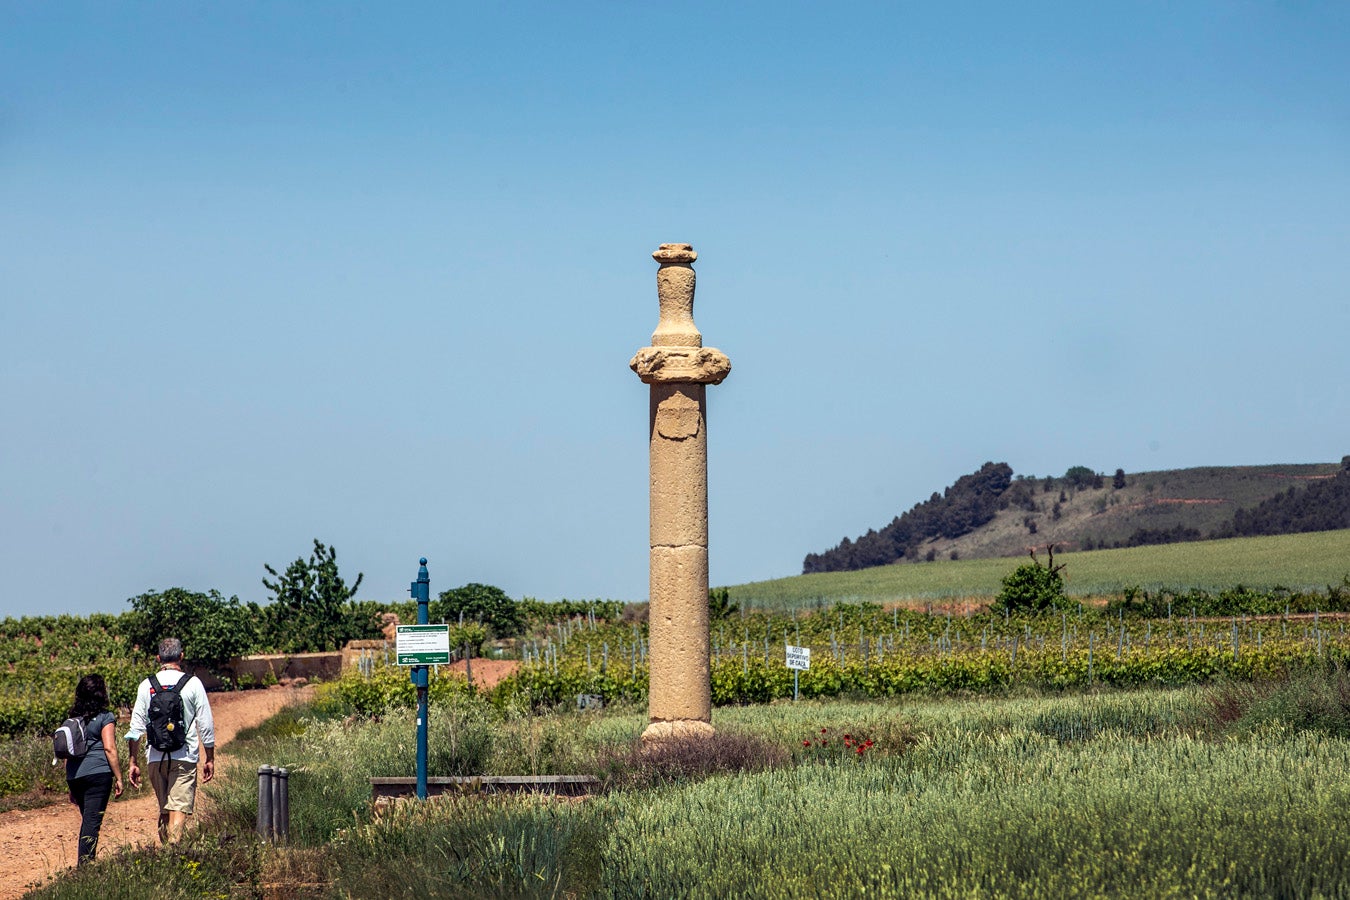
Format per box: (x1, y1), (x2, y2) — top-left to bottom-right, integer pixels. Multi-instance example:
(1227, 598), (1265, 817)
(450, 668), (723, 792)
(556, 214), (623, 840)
(785, 644), (811, 670)
(396, 624), (451, 665)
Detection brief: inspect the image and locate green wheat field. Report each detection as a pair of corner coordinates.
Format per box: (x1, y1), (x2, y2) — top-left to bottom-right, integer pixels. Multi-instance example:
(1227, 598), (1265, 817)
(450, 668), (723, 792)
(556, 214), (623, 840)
(729, 530), (1350, 609)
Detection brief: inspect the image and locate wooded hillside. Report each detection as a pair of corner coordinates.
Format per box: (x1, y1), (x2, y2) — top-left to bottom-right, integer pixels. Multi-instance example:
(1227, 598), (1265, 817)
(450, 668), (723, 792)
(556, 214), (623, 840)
(803, 459), (1349, 574)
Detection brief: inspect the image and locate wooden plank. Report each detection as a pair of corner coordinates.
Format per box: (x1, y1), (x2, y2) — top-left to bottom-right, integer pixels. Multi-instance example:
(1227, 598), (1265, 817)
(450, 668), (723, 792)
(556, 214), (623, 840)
(370, 775), (600, 799)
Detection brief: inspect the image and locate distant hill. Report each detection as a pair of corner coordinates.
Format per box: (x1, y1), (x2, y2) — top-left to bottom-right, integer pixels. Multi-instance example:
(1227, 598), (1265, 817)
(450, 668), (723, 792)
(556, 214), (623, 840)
(804, 459), (1350, 574)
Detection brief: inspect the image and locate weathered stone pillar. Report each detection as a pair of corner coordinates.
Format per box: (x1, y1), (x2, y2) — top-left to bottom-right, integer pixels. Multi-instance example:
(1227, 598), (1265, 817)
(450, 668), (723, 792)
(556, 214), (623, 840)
(630, 243), (731, 742)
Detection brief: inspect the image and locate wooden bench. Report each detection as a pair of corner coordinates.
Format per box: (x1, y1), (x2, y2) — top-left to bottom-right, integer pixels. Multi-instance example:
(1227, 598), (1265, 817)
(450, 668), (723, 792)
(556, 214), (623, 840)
(370, 775), (600, 799)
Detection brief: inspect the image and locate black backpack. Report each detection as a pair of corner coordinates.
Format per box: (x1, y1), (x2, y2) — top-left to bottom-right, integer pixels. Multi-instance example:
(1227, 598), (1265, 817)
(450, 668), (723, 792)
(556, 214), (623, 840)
(53, 716), (90, 760)
(146, 673), (192, 752)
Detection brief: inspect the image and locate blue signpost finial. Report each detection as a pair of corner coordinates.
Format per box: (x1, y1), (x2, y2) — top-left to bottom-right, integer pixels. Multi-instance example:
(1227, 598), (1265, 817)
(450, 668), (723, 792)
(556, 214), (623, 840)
(411, 558), (431, 621)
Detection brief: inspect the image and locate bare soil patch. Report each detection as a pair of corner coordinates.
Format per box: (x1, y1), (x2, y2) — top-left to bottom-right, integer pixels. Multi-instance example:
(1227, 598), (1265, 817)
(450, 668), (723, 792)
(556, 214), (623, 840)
(444, 657), (519, 690)
(0, 683), (314, 899)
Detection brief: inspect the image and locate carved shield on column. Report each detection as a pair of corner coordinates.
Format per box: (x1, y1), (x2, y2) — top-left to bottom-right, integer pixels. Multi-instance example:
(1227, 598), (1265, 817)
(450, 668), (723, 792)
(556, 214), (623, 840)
(656, 394), (701, 440)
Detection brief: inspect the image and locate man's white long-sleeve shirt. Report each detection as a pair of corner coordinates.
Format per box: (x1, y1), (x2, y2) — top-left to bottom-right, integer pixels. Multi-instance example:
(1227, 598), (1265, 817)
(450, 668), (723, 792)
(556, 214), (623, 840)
(125, 667), (216, 764)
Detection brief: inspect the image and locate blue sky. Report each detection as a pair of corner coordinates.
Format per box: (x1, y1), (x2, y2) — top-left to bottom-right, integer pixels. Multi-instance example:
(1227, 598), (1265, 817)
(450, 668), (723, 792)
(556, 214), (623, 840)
(3, 2), (1348, 619)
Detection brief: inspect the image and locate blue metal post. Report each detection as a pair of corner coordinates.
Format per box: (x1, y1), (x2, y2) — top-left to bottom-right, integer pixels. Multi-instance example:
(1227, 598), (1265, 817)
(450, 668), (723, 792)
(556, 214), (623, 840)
(409, 557), (430, 800)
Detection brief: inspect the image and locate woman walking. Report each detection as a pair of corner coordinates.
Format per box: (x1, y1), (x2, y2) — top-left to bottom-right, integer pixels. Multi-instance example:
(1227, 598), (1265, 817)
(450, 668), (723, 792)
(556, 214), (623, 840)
(66, 674), (123, 864)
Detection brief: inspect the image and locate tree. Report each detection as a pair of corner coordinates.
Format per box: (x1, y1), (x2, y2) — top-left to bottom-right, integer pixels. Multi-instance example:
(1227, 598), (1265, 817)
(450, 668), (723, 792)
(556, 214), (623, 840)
(448, 622), (489, 658)
(1226, 466), (1350, 537)
(709, 587), (739, 621)
(432, 583), (523, 638)
(1112, 468), (1127, 490)
(1064, 466), (1096, 490)
(261, 540), (376, 652)
(123, 588), (261, 672)
(993, 545), (1068, 613)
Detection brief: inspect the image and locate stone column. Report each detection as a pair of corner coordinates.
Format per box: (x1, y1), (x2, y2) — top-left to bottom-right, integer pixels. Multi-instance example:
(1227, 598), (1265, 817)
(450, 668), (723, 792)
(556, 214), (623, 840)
(630, 243), (731, 742)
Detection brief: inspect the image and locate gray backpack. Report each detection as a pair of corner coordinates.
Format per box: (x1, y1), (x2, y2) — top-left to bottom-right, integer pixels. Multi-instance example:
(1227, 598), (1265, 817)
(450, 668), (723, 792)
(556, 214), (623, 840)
(53, 717), (90, 760)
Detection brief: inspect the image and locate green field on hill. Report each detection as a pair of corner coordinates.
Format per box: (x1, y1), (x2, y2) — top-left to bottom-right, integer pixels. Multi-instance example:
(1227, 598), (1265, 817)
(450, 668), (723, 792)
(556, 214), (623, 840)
(729, 529), (1350, 610)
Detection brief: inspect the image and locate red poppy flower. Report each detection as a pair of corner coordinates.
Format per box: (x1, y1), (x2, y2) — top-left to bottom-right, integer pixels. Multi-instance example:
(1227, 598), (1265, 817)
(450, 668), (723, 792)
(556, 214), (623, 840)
(802, 740), (811, 747)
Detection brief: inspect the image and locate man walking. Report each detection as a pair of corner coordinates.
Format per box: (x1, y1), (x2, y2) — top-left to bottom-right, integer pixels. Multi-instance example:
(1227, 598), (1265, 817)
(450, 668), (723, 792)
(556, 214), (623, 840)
(126, 637), (216, 843)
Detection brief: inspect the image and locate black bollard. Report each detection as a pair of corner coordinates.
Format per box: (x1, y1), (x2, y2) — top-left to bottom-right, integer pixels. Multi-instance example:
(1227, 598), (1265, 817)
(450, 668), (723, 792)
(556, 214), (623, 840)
(270, 764), (283, 841)
(257, 766), (274, 841)
(276, 767), (290, 843)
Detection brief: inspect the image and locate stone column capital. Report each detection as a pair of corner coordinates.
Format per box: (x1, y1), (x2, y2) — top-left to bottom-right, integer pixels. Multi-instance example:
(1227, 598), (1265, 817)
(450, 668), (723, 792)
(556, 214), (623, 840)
(630, 346), (731, 385)
(652, 243), (698, 264)
(650, 242), (702, 348)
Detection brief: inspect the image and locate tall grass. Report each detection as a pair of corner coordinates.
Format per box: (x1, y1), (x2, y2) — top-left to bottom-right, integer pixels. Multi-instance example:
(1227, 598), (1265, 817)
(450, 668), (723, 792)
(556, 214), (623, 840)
(594, 727), (1350, 898)
(33, 677), (1350, 898)
(301, 686), (1350, 898)
(327, 794), (608, 899)
(207, 692), (627, 843)
(0, 733), (67, 809)
(27, 833), (261, 900)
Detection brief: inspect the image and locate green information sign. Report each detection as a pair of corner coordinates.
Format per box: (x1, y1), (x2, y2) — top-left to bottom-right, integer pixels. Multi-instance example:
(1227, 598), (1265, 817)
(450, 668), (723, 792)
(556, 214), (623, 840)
(396, 624), (451, 665)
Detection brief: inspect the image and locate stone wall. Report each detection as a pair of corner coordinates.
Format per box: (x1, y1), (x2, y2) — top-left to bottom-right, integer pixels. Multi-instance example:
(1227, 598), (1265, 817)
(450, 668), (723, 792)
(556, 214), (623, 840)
(229, 651), (344, 683)
(342, 639), (389, 670)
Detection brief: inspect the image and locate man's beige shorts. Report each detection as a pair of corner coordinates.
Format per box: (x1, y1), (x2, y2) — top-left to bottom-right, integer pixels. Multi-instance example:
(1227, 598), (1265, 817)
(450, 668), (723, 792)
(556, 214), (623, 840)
(147, 758), (198, 814)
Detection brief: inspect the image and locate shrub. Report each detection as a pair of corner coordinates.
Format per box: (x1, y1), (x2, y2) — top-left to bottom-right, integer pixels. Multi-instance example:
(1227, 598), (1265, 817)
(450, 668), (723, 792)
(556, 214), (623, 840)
(518, 598), (627, 627)
(709, 587), (739, 621)
(0, 733), (67, 806)
(319, 663), (476, 717)
(596, 729), (789, 791)
(261, 540), (376, 653)
(122, 588), (260, 670)
(1108, 580), (1350, 616)
(1236, 662), (1350, 737)
(448, 622), (489, 657)
(433, 583), (523, 638)
(993, 547), (1068, 613)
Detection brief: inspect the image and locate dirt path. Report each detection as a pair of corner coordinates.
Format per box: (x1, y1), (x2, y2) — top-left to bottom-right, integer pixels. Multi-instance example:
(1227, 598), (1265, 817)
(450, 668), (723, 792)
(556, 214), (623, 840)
(0, 684), (314, 899)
